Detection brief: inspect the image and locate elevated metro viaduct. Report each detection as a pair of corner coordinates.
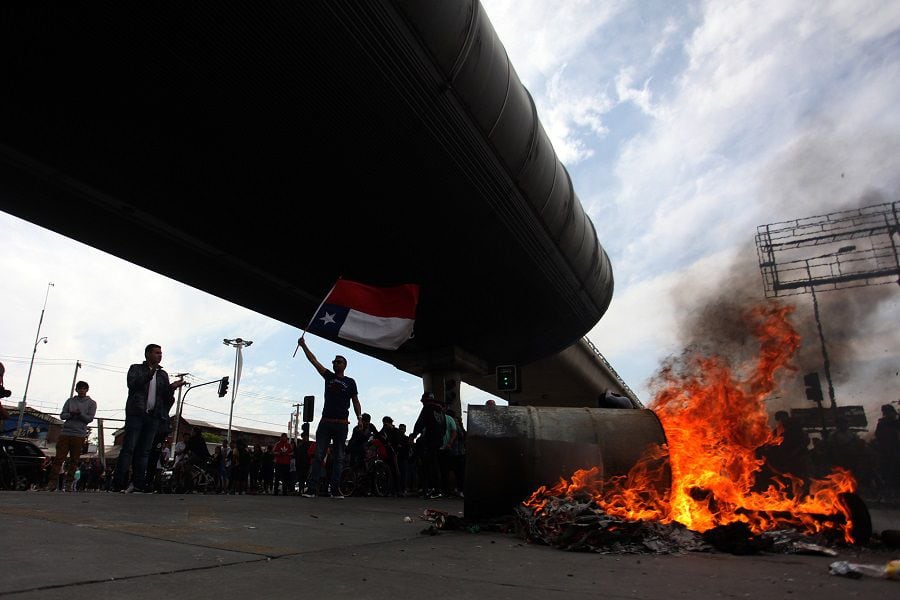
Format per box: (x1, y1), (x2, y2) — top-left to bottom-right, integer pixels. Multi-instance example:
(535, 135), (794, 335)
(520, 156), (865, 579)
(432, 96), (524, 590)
(0, 1), (641, 413)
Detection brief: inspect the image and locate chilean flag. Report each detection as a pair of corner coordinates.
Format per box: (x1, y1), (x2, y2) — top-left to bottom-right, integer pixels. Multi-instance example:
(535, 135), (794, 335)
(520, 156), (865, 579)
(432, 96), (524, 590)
(307, 279), (420, 350)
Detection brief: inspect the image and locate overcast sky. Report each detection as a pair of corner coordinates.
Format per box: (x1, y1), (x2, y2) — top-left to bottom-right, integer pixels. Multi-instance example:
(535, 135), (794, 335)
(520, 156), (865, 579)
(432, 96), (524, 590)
(2, 0), (898, 445)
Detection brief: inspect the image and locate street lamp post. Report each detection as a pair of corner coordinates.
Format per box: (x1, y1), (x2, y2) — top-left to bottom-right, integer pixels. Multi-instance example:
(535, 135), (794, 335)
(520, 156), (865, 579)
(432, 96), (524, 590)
(803, 246), (855, 414)
(223, 338), (252, 444)
(169, 372), (190, 456)
(17, 282), (54, 436)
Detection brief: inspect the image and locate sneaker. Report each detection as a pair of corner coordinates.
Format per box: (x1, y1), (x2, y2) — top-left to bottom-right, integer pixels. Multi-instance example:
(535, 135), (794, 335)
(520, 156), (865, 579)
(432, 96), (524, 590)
(427, 491), (443, 499)
(329, 492), (344, 499)
(300, 489), (317, 498)
(122, 483), (134, 494)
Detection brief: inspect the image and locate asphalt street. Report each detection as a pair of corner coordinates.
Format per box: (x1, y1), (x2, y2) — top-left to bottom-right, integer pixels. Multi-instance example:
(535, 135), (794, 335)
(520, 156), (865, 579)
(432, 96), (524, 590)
(2, 491), (898, 599)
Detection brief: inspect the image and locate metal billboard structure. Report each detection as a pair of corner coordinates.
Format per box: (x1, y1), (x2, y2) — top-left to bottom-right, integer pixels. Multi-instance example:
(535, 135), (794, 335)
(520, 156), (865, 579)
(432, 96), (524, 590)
(755, 201), (900, 298)
(755, 200), (899, 425)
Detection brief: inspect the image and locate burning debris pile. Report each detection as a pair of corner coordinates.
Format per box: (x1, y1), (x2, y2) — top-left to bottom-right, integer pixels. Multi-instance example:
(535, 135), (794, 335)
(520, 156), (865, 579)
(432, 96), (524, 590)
(514, 494), (709, 554)
(517, 303), (866, 554)
(512, 494), (845, 555)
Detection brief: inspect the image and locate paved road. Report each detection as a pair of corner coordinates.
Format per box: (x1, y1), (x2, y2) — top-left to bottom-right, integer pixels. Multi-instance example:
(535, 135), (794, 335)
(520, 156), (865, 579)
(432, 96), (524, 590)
(2, 491), (898, 599)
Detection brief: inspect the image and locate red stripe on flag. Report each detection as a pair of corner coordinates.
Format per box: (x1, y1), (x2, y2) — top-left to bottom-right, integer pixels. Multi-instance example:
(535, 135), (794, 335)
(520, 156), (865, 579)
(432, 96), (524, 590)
(326, 280), (420, 319)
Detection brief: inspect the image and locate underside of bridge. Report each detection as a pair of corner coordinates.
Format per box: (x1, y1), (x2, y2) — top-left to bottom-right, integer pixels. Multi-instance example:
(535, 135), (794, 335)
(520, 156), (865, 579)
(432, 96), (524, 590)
(0, 1), (629, 406)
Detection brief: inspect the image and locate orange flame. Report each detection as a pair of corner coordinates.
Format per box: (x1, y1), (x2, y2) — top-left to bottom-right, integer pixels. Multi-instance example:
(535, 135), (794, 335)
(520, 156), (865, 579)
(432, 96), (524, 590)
(525, 303), (858, 542)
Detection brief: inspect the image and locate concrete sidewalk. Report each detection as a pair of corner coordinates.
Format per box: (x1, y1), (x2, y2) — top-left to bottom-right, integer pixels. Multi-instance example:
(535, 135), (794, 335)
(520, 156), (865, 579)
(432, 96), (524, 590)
(2, 491), (898, 599)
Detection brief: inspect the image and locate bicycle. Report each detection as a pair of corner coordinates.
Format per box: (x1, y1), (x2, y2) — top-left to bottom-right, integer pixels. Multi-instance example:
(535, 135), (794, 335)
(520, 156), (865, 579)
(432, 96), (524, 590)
(174, 459), (214, 494)
(157, 457), (214, 494)
(338, 438), (392, 497)
(186, 462), (214, 493)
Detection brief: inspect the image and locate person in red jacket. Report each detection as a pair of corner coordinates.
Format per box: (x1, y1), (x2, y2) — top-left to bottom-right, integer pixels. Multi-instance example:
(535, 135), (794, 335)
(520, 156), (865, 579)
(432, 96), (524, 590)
(272, 433), (293, 496)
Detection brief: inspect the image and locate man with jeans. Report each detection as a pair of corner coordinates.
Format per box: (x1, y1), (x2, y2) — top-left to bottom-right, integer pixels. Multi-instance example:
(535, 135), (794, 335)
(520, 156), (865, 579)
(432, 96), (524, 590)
(297, 336), (362, 498)
(46, 380), (96, 491)
(112, 343), (185, 493)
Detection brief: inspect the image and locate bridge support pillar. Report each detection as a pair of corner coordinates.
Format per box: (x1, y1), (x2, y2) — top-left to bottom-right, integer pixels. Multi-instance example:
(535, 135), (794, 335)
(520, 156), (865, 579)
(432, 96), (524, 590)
(421, 370), (462, 417)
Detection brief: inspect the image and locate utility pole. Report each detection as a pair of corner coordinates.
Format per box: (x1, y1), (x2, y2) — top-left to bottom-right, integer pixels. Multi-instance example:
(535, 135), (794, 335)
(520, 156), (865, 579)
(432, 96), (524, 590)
(97, 418), (105, 468)
(170, 373), (190, 455)
(68, 360), (82, 399)
(17, 282), (53, 436)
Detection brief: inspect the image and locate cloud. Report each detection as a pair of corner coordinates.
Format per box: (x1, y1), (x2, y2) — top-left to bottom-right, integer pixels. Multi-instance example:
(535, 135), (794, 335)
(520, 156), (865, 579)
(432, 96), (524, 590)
(541, 68), (614, 164)
(482, 0), (627, 83)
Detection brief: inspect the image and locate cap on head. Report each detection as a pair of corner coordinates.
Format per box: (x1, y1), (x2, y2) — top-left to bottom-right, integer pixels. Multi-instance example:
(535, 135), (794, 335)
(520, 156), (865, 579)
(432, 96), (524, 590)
(422, 391), (435, 401)
(382, 416), (393, 423)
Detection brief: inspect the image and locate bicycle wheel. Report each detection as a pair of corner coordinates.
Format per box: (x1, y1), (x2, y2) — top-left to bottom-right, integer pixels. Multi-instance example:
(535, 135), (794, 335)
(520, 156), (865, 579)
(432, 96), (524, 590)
(0, 453), (16, 490)
(15, 473), (29, 491)
(191, 466), (211, 493)
(372, 461), (392, 497)
(338, 466), (357, 497)
(159, 471), (175, 494)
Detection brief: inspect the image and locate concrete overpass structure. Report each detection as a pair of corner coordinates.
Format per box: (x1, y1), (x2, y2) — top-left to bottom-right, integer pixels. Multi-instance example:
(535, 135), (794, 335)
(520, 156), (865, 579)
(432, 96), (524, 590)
(0, 1), (640, 409)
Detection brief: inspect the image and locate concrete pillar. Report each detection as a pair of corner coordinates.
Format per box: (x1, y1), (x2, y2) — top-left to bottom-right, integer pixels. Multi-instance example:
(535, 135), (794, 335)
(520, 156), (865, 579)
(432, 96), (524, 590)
(421, 370), (461, 417)
(442, 372), (461, 419)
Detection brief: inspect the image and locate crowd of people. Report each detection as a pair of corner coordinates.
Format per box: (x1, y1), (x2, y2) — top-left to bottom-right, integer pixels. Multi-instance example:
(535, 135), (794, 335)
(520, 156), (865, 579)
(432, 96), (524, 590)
(758, 405), (900, 500)
(37, 410), (467, 498)
(24, 340), (470, 499)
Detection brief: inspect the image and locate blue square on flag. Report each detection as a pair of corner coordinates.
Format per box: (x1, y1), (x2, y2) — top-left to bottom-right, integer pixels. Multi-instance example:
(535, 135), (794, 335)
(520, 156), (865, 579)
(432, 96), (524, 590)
(311, 304), (350, 333)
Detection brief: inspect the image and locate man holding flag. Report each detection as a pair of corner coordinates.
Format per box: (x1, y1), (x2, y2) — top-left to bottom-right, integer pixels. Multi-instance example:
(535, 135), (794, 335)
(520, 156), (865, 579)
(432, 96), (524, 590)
(297, 337), (362, 498)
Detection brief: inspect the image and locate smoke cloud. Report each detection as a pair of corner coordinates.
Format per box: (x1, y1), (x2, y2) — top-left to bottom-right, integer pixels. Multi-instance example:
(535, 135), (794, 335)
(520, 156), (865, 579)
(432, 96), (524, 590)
(661, 195), (898, 429)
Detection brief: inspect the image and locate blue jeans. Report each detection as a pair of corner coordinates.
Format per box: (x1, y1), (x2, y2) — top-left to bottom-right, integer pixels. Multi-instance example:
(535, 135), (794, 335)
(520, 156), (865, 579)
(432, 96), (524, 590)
(113, 413), (160, 489)
(306, 420), (347, 494)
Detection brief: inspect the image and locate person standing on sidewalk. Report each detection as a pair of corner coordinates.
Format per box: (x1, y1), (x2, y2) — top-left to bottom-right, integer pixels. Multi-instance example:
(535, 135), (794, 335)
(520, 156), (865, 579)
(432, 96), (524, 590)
(112, 343), (185, 493)
(45, 381), (96, 491)
(272, 433), (293, 495)
(297, 337), (362, 498)
(411, 391), (446, 499)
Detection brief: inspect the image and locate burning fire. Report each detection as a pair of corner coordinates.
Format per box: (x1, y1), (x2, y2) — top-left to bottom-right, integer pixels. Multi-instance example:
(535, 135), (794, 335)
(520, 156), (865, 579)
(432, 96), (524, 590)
(525, 303), (859, 542)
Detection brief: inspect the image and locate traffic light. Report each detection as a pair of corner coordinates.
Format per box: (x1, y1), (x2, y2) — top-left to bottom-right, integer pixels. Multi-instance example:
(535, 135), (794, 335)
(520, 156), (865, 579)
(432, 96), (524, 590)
(496, 365), (518, 392)
(217, 376), (230, 398)
(302, 395), (315, 422)
(803, 372), (823, 402)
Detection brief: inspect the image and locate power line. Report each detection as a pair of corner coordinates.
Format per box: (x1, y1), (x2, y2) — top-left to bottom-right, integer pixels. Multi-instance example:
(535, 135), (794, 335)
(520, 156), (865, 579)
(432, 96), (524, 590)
(181, 400), (286, 428)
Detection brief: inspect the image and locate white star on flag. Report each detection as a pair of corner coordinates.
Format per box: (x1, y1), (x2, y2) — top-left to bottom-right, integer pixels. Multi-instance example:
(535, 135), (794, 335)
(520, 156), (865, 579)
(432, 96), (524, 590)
(319, 311), (336, 326)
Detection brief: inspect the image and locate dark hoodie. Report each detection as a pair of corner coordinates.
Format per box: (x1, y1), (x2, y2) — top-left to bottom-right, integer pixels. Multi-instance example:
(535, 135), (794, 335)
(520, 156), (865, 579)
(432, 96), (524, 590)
(412, 393), (445, 449)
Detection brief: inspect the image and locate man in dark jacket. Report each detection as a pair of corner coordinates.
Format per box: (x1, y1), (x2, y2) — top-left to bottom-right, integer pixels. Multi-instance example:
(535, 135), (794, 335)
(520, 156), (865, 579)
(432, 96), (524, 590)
(411, 391), (445, 499)
(112, 343), (186, 493)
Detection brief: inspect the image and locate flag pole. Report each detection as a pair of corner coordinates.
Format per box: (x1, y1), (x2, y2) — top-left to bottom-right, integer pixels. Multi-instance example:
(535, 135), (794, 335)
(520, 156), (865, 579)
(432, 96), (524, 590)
(293, 277), (341, 357)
